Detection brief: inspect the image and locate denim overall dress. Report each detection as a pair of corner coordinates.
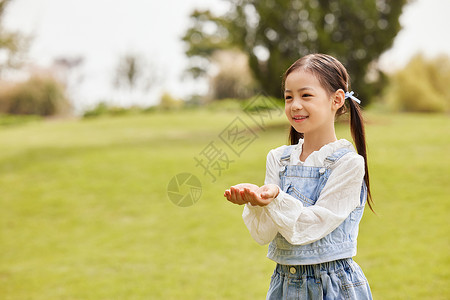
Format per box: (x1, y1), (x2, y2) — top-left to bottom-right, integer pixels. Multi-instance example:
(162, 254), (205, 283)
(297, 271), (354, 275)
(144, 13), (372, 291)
(266, 145), (372, 300)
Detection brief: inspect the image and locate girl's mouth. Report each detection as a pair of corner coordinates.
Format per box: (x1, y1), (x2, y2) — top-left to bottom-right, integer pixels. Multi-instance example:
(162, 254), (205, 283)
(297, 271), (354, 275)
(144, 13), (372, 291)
(292, 116), (308, 123)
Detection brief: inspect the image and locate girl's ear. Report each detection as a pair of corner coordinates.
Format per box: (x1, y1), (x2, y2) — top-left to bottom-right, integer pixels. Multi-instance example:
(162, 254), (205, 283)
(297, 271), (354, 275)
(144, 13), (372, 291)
(332, 89), (345, 111)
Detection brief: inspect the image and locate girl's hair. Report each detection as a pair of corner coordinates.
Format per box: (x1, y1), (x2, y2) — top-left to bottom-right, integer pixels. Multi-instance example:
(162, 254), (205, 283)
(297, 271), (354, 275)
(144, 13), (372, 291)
(282, 53), (373, 211)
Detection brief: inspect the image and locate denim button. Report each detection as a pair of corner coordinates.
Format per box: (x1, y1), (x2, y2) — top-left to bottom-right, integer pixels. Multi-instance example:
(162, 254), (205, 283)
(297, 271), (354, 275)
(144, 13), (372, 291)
(319, 168), (326, 174)
(289, 267), (296, 274)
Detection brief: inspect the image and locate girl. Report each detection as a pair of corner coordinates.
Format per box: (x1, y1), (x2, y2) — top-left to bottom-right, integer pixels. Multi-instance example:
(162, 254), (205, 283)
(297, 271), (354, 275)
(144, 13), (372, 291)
(224, 54), (373, 299)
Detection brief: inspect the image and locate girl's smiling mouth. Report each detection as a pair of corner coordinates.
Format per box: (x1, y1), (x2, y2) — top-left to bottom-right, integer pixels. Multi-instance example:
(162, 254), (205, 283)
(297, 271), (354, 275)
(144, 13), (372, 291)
(292, 115), (308, 122)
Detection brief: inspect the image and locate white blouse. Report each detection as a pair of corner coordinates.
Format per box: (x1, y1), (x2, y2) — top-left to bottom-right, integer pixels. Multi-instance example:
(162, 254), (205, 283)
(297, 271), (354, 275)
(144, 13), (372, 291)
(242, 139), (365, 246)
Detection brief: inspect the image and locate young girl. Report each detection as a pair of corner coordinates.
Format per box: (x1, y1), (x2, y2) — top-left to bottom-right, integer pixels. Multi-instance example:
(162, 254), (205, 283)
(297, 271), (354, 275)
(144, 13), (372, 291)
(224, 54), (373, 299)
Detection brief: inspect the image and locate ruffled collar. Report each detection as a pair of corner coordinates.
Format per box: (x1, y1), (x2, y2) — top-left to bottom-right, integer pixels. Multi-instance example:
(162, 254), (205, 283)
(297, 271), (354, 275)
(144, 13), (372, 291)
(290, 138), (355, 166)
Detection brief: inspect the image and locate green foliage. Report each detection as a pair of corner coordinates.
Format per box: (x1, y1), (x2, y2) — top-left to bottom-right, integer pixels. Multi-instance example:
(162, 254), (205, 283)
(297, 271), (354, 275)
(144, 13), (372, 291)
(182, 0), (407, 103)
(0, 113), (41, 126)
(158, 92), (184, 110)
(82, 94), (193, 118)
(203, 97), (244, 111)
(241, 95), (284, 112)
(0, 0), (29, 73)
(384, 54), (450, 112)
(0, 111), (448, 299)
(0, 76), (71, 116)
(194, 95), (284, 112)
(83, 102), (113, 118)
(82, 102), (152, 118)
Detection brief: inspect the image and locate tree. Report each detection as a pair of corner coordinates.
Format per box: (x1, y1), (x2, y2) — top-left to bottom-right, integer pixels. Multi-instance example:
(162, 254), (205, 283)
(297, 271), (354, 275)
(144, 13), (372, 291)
(383, 54), (450, 113)
(0, 0), (29, 77)
(113, 53), (162, 93)
(182, 0), (408, 103)
(209, 50), (257, 100)
(112, 53), (161, 105)
(0, 75), (71, 116)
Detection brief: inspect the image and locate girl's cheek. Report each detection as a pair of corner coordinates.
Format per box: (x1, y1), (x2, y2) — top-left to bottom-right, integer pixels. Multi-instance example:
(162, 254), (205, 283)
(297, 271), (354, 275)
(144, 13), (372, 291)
(285, 104), (290, 117)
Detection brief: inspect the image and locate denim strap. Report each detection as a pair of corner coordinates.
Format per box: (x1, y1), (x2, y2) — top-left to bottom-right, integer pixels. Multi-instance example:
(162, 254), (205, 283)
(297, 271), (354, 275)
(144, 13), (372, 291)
(279, 145), (296, 166)
(323, 148), (352, 169)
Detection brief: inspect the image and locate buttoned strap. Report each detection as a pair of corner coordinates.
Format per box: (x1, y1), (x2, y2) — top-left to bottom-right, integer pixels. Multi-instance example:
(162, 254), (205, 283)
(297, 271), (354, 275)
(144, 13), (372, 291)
(279, 145), (296, 166)
(323, 148), (352, 168)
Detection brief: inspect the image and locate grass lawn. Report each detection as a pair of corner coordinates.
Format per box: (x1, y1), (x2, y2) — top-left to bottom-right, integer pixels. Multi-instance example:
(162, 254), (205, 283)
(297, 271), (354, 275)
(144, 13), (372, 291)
(0, 109), (449, 299)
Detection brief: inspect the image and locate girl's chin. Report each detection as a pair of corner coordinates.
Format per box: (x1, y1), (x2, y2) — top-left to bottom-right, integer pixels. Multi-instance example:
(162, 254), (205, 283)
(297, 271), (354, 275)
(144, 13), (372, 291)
(290, 123), (305, 131)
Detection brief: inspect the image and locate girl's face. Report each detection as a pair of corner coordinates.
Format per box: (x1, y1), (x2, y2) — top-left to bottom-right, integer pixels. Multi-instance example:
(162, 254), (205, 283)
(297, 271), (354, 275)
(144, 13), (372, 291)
(284, 70), (341, 137)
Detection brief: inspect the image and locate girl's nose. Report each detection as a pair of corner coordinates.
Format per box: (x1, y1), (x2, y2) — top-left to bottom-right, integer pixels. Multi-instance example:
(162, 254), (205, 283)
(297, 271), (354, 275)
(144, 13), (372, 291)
(291, 99), (303, 111)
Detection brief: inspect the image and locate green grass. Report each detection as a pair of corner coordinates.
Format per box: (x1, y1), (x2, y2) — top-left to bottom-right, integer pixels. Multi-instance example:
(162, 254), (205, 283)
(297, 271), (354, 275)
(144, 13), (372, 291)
(0, 110), (449, 299)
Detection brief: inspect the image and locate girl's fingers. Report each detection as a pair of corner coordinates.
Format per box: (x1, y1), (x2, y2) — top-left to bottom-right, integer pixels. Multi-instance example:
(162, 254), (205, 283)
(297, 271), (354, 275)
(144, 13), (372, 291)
(240, 190), (246, 201)
(228, 187), (235, 202)
(225, 190), (233, 201)
(231, 187), (239, 202)
(244, 188), (255, 203)
(232, 186), (244, 204)
(242, 188), (249, 202)
(261, 192), (270, 198)
(243, 188), (259, 206)
(225, 185), (265, 205)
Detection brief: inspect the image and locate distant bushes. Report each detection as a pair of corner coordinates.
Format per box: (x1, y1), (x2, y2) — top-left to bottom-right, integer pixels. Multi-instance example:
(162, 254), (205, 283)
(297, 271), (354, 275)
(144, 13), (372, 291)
(82, 92), (184, 118)
(0, 76), (71, 116)
(0, 114), (41, 127)
(159, 92), (184, 110)
(82, 93), (283, 118)
(383, 54), (450, 113)
(82, 102), (156, 118)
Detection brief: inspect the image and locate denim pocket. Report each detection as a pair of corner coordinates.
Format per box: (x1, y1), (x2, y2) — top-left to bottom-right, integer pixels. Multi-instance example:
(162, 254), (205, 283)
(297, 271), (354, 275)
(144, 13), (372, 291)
(289, 186), (316, 206)
(337, 262), (372, 299)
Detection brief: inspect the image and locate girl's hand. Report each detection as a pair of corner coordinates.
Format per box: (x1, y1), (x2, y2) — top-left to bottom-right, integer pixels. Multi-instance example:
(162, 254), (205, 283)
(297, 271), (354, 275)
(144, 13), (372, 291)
(224, 183), (279, 206)
(251, 184), (279, 206)
(224, 183), (259, 205)
(257, 184), (280, 206)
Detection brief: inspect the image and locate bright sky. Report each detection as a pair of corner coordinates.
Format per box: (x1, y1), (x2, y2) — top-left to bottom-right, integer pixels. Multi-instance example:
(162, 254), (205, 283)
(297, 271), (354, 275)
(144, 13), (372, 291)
(3, 0), (450, 112)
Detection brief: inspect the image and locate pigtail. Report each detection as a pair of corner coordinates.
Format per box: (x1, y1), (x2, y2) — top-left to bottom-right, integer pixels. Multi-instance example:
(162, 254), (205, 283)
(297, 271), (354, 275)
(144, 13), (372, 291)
(347, 99), (374, 212)
(289, 127), (303, 145)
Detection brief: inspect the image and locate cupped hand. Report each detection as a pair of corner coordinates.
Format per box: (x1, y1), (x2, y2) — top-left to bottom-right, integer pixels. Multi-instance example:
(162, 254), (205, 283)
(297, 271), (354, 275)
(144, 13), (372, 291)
(223, 183), (259, 205)
(224, 183), (279, 206)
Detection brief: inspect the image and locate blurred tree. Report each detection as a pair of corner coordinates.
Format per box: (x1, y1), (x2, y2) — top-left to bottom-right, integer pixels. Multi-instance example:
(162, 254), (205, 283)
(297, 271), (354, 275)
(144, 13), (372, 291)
(159, 92), (183, 110)
(113, 53), (161, 106)
(209, 49), (257, 100)
(0, 75), (71, 116)
(0, 0), (29, 77)
(383, 54), (450, 113)
(52, 56), (84, 110)
(182, 0), (408, 103)
(113, 53), (158, 93)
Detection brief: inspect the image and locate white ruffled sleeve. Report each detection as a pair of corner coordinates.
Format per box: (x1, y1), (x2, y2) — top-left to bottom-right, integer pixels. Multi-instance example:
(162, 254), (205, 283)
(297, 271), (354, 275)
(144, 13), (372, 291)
(242, 148), (283, 245)
(265, 152), (365, 245)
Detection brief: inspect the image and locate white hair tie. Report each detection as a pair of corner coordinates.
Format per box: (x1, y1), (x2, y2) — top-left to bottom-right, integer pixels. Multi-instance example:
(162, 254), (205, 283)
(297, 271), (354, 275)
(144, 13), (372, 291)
(344, 91), (361, 104)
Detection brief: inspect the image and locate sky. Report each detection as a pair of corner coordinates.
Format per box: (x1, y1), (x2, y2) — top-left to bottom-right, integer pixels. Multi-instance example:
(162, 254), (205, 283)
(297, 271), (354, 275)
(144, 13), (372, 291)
(3, 0), (450, 112)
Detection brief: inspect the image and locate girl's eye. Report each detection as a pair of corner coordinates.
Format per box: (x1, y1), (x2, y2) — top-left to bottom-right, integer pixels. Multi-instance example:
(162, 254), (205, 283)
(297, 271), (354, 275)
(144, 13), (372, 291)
(284, 95), (292, 101)
(302, 94), (312, 98)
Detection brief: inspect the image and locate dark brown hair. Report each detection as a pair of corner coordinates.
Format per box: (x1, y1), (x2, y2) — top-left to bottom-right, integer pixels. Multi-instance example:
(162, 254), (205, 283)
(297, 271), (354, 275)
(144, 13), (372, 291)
(282, 53), (373, 211)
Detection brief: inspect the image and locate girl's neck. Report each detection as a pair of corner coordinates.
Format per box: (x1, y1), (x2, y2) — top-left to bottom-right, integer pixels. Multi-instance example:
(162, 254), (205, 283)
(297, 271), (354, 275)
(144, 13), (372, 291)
(300, 132), (337, 161)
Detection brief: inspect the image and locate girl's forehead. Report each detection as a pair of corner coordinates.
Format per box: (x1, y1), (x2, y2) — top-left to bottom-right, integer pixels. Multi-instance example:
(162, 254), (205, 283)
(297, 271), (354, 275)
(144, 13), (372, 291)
(285, 70), (321, 89)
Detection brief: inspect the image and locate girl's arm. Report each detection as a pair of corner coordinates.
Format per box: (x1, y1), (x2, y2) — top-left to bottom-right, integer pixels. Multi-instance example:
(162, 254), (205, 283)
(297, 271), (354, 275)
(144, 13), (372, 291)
(263, 153), (364, 245)
(239, 149), (285, 245)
